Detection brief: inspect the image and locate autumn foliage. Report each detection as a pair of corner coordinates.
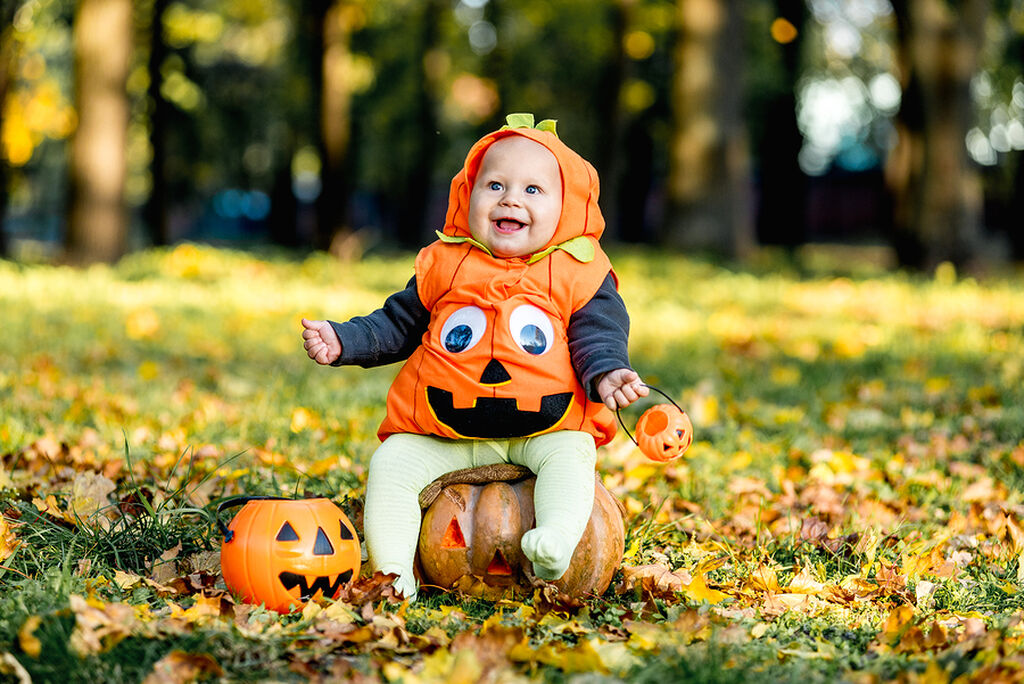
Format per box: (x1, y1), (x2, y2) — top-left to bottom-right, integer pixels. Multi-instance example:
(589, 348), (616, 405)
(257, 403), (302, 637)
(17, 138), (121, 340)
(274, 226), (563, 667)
(1, 245), (1024, 682)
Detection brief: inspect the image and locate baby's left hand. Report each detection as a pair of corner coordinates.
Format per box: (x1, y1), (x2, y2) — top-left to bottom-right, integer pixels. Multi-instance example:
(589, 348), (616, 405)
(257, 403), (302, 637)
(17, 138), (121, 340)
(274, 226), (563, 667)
(596, 369), (649, 411)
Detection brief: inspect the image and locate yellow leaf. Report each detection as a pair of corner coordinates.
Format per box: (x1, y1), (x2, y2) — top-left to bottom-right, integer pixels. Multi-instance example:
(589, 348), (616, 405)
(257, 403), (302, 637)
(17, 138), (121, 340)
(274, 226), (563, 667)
(290, 407), (320, 433)
(125, 309), (160, 340)
(684, 572), (730, 605)
(420, 648), (482, 684)
(747, 564), (781, 592)
(787, 566), (825, 595)
(509, 637), (609, 674)
(113, 570), (143, 590)
(0, 516), (22, 561)
(137, 361), (160, 381)
(17, 616), (42, 658)
(880, 605), (915, 643)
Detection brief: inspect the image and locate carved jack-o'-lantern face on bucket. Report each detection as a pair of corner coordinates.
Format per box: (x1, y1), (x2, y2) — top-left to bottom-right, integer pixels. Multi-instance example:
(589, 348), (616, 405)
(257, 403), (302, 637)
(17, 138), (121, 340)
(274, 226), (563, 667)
(219, 498), (361, 613)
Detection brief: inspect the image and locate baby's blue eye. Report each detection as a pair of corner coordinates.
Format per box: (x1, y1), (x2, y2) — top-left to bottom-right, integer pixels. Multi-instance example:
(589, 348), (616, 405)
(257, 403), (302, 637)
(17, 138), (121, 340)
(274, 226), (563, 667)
(526, 185), (539, 194)
(489, 182), (502, 191)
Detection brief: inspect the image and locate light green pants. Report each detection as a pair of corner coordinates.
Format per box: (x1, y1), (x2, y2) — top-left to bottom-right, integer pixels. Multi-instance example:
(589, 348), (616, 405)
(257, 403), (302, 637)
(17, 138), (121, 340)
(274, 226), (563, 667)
(364, 431), (597, 600)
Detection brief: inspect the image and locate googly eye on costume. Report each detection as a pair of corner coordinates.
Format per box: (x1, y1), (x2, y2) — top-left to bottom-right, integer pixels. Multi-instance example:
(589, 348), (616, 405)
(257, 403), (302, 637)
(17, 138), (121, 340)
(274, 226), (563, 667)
(440, 305), (487, 353)
(508, 304), (555, 355)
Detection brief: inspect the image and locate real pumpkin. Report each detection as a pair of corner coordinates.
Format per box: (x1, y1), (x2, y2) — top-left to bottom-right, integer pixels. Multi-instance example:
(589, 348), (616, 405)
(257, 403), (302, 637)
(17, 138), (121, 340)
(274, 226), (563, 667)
(416, 466), (624, 596)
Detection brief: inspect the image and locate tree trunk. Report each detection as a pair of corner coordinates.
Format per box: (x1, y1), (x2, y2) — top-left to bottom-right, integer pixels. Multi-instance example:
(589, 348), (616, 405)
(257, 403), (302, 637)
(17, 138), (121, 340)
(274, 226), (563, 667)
(596, 0), (631, 242)
(145, 0), (171, 247)
(313, 0), (358, 252)
(755, 0), (807, 250)
(886, 0), (988, 270)
(0, 2), (20, 258)
(66, 0), (132, 264)
(396, 0), (442, 248)
(663, 0), (753, 257)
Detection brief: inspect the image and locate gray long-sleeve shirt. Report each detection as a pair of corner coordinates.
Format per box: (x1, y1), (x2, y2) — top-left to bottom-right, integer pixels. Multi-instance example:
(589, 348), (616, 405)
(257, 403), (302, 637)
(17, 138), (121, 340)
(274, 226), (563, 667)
(330, 273), (631, 401)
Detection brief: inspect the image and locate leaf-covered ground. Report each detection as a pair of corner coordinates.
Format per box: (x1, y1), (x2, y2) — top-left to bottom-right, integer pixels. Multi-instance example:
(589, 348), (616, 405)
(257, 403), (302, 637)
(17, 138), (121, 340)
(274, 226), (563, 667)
(2, 244), (1024, 683)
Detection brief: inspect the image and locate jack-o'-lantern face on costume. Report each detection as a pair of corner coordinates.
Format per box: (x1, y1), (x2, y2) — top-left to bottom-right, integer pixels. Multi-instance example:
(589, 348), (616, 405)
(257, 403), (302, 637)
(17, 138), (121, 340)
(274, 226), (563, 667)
(377, 115), (618, 446)
(425, 299), (571, 438)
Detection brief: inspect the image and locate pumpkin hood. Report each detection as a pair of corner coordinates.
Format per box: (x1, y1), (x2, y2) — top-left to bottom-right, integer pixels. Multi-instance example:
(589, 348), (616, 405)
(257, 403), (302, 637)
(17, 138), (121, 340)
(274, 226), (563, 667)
(442, 116), (605, 255)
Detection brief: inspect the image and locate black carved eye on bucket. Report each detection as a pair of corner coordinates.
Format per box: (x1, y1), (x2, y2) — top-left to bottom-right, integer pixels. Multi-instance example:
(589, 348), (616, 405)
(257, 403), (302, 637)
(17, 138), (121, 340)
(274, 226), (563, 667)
(440, 306), (486, 353)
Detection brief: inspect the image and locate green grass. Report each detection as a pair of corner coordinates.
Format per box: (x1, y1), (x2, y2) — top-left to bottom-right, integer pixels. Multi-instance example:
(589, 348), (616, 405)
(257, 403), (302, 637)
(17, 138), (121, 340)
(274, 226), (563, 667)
(2, 244), (1024, 681)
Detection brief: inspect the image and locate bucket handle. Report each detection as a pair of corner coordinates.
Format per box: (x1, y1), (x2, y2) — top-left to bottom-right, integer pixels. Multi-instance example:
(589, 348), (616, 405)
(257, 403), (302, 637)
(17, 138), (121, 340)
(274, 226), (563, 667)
(615, 384), (685, 448)
(216, 495), (291, 542)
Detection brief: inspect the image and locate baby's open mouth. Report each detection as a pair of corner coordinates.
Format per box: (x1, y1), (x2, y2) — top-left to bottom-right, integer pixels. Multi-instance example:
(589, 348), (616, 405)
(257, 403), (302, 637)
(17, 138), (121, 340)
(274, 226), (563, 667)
(494, 219), (525, 233)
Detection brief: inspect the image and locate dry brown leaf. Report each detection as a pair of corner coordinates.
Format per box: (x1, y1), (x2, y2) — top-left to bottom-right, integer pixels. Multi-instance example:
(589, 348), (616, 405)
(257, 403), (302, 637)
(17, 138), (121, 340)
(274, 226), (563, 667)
(618, 563), (692, 597)
(761, 592), (819, 618)
(149, 543), (183, 586)
(70, 471), (116, 525)
(335, 571), (404, 605)
(799, 517), (830, 544)
(142, 650), (223, 684)
(69, 595), (141, 656)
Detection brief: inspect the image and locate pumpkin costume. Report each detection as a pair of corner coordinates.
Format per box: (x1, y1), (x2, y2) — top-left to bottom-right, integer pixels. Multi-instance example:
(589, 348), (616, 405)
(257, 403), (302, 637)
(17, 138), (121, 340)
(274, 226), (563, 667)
(325, 115), (635, 599)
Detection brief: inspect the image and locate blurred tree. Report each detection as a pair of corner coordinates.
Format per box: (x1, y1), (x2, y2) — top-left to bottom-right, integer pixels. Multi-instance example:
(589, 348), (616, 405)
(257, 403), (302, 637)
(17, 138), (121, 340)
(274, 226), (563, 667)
(0, 0), (18, 258)
(886, 0), (988, 269)
(314, 0), (362, 252)
(66, 0), (131, 263)
(593, 0), (631, 241)
(396, 0), (443, 248)
(664, 0), (753, 257)
(145, 0), (171, 247)
(754, 0), (807, 250)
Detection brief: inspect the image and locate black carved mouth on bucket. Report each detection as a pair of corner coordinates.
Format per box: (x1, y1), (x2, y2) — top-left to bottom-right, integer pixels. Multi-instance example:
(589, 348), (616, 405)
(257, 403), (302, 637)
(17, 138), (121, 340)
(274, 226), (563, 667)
(278, 569), (353, 601)
(426, 387), (574, 438)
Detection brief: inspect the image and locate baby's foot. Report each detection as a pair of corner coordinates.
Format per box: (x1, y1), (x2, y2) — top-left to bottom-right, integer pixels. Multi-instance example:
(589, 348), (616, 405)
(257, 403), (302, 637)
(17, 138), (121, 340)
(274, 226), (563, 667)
(377, 564), (418, 601)
(521, 527), (574, 580)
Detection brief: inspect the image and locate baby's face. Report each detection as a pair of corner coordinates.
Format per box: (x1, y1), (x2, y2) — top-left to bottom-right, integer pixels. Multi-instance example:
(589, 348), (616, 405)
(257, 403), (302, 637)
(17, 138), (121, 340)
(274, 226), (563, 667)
(468, 136), (563, 258)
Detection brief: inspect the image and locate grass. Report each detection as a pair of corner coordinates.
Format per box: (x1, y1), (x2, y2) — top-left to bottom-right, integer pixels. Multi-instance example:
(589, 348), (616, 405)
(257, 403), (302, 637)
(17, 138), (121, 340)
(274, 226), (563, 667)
(2, 243), (1024, 681)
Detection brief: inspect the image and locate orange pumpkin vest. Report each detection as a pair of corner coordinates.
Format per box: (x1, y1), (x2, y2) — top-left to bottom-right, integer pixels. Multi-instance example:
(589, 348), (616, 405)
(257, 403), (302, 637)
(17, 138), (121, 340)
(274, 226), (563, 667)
(377, 122), (618, 447)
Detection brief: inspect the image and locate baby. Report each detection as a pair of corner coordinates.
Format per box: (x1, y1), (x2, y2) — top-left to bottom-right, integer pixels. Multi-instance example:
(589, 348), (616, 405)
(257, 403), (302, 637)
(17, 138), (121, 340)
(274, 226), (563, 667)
(302, 114), (647, 599)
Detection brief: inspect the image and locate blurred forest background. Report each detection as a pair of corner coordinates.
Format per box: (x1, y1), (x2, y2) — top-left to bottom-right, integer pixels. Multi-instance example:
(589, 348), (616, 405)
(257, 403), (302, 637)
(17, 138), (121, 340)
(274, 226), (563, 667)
(1, 0), (1022, 270)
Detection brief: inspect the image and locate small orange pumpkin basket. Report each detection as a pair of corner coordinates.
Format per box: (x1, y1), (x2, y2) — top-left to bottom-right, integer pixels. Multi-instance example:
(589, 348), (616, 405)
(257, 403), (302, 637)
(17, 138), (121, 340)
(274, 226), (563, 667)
(619, 385), (694, 462)
(217, 496), (361, 613)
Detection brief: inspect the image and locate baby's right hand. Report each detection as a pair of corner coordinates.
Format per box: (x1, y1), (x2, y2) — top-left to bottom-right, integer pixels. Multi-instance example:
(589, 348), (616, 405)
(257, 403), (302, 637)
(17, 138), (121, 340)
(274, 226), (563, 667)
(301, 318), (342, 365)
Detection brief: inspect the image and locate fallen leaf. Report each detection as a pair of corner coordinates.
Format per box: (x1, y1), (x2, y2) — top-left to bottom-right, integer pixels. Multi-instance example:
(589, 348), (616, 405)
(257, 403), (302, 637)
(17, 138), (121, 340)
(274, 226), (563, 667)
(70, 471), (116, 525)
(69, 595), (141, 656)
(142, 650), (223, 684)
(747, 564), (781, 592)
(17, 616), (42, 658)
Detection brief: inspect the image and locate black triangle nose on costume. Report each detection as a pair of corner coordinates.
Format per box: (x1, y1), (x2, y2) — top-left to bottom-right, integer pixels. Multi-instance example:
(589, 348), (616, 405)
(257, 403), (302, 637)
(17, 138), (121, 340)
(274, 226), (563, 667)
(479, 359), (512, 386)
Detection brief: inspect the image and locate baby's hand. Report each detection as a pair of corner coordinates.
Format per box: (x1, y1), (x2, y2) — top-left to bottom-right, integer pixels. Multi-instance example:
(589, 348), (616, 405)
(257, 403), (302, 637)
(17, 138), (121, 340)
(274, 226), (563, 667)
(596, 368), (649, 411)
(301, 318), (342, 365)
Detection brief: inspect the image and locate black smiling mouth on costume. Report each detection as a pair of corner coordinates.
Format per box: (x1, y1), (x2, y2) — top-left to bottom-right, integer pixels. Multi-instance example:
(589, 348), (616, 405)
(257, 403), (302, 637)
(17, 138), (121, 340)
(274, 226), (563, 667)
(278, 569), (353, 601)
(426, 386), (573, 438)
